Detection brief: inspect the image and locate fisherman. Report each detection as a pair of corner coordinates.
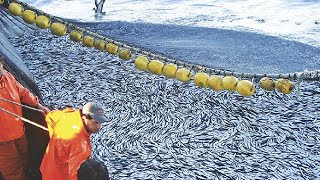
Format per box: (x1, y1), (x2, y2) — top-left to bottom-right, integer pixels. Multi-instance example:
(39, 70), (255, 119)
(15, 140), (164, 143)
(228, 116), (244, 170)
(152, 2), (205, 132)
(93, 0), (106, 15)
(40, 102), (108, 180)
(0, 55), (50, 180)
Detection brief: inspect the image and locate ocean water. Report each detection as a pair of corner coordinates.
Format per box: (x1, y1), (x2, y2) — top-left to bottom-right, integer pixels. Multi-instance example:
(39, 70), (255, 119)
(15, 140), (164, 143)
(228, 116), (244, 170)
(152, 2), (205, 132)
(7, 1), (320, 180)
(23, 0), (320, 47)
(20, 0), (320, 74)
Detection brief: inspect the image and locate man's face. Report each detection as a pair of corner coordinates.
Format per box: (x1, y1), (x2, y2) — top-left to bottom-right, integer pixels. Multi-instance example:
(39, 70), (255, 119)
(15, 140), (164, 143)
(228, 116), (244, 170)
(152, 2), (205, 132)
(83, 116), (102, 133)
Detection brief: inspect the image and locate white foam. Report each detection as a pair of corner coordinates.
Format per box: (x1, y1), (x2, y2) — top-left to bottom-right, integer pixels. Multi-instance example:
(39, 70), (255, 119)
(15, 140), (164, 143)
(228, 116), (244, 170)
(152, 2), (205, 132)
(23, 0), (320, 47)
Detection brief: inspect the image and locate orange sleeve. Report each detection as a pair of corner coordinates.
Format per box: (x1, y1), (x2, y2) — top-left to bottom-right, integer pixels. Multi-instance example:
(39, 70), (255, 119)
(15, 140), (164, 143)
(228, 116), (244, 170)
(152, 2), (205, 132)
(13, 75), (38, 107)
(45, 110), (63, 138)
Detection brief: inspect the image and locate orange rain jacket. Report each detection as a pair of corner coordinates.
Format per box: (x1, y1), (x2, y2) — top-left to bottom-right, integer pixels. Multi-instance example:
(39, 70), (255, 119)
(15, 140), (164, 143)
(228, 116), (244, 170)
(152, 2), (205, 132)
(40, 108), (92, 180)
(0, 70), (39, 142)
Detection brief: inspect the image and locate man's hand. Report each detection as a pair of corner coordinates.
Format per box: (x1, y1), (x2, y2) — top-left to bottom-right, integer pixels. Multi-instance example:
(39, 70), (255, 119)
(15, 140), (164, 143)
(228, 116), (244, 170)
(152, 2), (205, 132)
(37, 103), (50, 115)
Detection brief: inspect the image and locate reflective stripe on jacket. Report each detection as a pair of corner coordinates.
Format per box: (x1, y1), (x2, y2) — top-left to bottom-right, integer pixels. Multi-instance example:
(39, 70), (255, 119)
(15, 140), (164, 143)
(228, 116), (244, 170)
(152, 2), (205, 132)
(0, 70), (38, 142)
(40, 108), (92, 180)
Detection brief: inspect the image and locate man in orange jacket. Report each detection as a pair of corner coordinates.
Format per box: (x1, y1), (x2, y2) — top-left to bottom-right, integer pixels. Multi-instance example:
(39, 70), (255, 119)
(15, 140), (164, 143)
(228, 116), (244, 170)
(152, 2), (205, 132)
(0, 56), (50, 180)
(40, 102), (107, 180)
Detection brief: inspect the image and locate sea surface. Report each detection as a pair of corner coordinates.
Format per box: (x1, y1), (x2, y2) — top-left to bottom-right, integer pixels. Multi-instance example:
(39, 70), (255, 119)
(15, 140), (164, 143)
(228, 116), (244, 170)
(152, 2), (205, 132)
(23, 0), (320, 47)
(20, 0), (320, 74)
(6, 0), (320, 179)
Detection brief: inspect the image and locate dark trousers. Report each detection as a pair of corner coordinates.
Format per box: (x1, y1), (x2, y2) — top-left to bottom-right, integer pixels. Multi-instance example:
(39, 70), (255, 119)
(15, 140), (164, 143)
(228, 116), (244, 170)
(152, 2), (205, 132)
(0, 134), (28, 180)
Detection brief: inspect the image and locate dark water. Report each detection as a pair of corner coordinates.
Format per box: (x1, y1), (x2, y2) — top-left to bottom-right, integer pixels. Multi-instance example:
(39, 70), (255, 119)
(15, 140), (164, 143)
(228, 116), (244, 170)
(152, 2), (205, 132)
(75, 21), (320, 75)
(9, 24), (320, 179)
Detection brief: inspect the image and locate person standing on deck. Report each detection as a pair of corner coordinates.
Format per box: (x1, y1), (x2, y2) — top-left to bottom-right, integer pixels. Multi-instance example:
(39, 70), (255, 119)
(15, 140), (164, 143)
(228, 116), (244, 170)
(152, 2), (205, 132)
(40, 102), (108, 180)
(94, 0), (106, 15)
(0, 55), (50, 180)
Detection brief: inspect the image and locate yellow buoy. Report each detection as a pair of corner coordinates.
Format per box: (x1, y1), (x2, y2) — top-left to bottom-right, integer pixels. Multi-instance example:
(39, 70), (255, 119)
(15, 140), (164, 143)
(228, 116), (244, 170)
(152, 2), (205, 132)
(50, 22), (67, 36)
(134, 56), (149, 71)
(94, 39), (106, 51)
(194, 72), (209, 88)
(70, 30), (83, 42)
(163, 63), (177, 78)
(176, 68), (192, 82)
(36, 15), (51, 29)
(106, 43), (118, 55)
(236, 80), (255, 96)
(22, 10), (37, 24)
(259, 77), (275, 91)
(0, 0), (4, 5)
(82, 36), (94, 47)
(8, 3), (24, 16)
(148, 60), (164, 75)
(222, 76), (239, 91)
(207, 75), (224, 91)
(118, 49), (132, 60)
(275, 78), (295, 94)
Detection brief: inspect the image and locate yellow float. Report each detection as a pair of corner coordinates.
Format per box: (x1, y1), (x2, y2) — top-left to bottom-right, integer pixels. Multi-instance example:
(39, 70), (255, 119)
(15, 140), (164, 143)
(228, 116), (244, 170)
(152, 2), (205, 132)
(148, 60), (164, 75)
(163, 64), (177, 78)
(134, 56), (150, 71)
(82, 36), (94, 47)
(35, 15), (51, 29)
(176, 68), (192, 82)
(194, 72), (209, 88)
(222, 76), (239, 91)
(118, 49), (132, 60)
(259, 77), (275, 91)
(236, 80), (255, 96)
(106, 43), (118, 55)
(275, 78), (295, 94)
(22, 10), (37, 24)
(50, 22), (67, 36)
(207, 75), (224, 91)
(8, 2), (24, 16)
(70, 30), (83, 42)
(94, 39), (106, 51)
